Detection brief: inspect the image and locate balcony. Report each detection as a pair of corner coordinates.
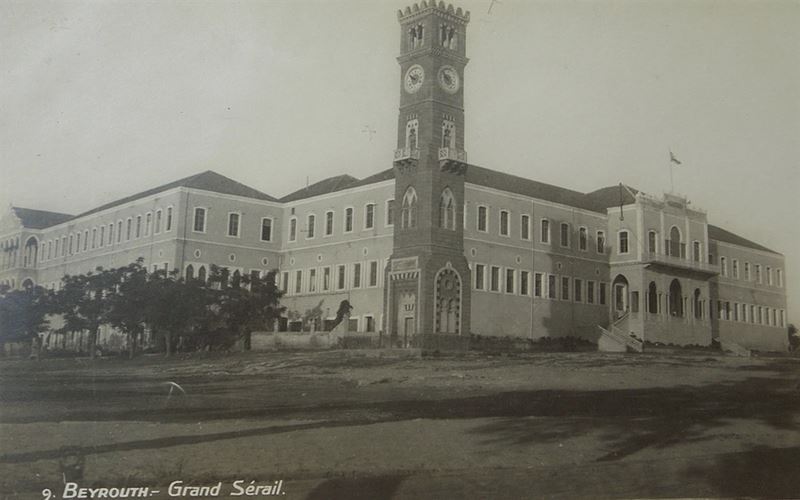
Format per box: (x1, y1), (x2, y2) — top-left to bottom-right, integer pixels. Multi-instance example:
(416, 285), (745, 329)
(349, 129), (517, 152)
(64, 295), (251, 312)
(643, 250), (719, 275)
(393, 148), (419, 161)
(438, 147), (467, 163)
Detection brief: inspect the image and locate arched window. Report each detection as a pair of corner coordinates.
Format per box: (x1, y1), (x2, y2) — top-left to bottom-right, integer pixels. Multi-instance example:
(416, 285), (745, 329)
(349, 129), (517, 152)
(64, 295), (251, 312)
(197, 266), (207, 282)
(648, 282), (658, 314)
(669, 279), (683, 317)
(185, 264), (195, 280)
(668, 226), (681, 257)
(442, 120), (455, 149)
(648, 231), (658, 254)
(406, 119), (419, 150)
(693, 289), (702, 319)
(401, 186), (418, 229)
(439, 188), (456, 230)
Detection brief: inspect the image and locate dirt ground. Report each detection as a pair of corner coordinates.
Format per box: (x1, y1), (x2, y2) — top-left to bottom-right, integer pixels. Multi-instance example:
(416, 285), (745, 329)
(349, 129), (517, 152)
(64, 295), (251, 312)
(1, 350), (799, 499)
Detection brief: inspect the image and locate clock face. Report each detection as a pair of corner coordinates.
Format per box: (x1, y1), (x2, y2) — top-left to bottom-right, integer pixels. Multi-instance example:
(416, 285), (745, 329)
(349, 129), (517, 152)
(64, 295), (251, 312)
(438, 66), (460, 94)
(404, 65), (425, 94)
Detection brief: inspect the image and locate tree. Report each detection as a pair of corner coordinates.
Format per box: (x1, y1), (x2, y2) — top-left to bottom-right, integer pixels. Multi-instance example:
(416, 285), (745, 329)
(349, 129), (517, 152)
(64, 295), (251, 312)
(0, 284), (53, 356)
(105, 260), (149, 358)
(143, 268), (208, 356)
(206, 266), (284, 350)
(334, 300), (353, 329)
(54, 267), (116, 359)
(788, 324), (799, 352)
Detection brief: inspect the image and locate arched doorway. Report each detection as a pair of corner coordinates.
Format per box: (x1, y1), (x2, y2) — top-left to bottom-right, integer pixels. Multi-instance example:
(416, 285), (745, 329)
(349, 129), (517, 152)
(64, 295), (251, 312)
(612, 274), (629, 319)
(435, 267), (461, 334)
(669, 279), (683, 317)
(185, 264), (195, 280)
(21, 278), (34, 290)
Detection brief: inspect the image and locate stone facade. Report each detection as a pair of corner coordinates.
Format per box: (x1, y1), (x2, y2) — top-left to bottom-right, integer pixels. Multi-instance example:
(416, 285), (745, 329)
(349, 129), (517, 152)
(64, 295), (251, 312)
(0, 1), (789, 351)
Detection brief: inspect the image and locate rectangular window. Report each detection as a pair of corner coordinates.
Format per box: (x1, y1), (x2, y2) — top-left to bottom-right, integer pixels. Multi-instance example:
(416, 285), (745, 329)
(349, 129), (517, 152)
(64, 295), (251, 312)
(693, 241), (701, 262)
(83, 230), (89, 251)
(295, 270), (303, 294)
(365, 316), (375, 333)
(755, 264), (762, 283)
(61, 236), (66, 256)
(732, 259), (739, 279)
(306, 214), (315, 238)
(261, 218), (272, 242)
(228, 213), (240, 237)
(337, 264), (346, 290)
(505, 268), (515, 293)
(596, 231), (605, 254)
(322, 267), (331, 291)
(720, 257), (728, 277)
(777, 269), (783, 287)
(490, 266), (500, 292)
(521, 215), (530, 240)
(548, 275), (557, 299)
(166, 207), (173, 231)
(91, 228), (97, 249)
(155, 210), (162, 234)
(560, 223), (570, 247)
(192, 209), (205, 233)
(475, 264), (485, 290)
(308, 268), (317, 293)
(345, 208), (354, 232)
(145, 212), (152, 236)
(499, 210), (509, 236)
(540, 219), (550, 243)
(767, 267), (773, 285)
(117, 221), (122, 243)
(369, 261), (378, 287)
(386, 199), (395, 226)
(561, 276), (570, 301)
(599, 282), (607, 305)
(745, 262), (751, 281)
(352, 263), (362, 288)
(520, 270), (529, 296)
(619, 231), (629, 254)
(365, 204), (375, 229)
(534, 272), (543, 297)
(725, 301), (731, 320)
(107, 223), (113, 245)
(99, 226), (104, 248)
(281, 272), (289, 293)
(579, 227), (588, 251)
(69, 234), (74, 255)
(587, 281), (595, 304)
(781, 309), (786, 328)
(325, 211), (334, 236)
(289, 218), (297, 241)
(477, 206), (488, 232)
(630, 291), (639, 313)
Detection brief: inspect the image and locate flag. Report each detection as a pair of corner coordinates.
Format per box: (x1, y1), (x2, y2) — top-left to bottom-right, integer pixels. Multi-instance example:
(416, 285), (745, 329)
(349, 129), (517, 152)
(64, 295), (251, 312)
(670, 150), (682, 165)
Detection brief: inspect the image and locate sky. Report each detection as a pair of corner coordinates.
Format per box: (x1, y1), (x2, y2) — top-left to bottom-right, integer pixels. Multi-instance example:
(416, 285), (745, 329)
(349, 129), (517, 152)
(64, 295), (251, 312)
(1, 0), (798, 320)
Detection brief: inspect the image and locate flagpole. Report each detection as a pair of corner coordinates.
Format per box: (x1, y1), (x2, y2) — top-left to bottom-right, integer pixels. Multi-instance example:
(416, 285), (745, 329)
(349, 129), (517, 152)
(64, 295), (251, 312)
(669, 162), (674, 193)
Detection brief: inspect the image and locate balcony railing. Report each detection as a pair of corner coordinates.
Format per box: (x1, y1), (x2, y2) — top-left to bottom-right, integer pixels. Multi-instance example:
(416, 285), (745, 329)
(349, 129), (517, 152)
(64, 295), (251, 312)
(393, 148), (419, 161)
(438, 147), (467, 162)
(644, 250), (719, 275)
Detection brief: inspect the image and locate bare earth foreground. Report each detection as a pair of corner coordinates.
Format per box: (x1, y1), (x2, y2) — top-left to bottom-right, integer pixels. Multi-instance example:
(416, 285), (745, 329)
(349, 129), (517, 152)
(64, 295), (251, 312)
(1, 350), (800, 499)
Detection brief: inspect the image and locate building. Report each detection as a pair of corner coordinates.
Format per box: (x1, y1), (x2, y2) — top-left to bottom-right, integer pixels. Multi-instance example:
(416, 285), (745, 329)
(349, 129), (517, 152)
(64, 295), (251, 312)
(0, 1), (788, 352)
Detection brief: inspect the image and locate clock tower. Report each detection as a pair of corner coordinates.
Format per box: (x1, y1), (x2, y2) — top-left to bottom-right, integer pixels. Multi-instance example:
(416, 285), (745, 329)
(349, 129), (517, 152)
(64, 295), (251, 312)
(385, 1), (471, 348)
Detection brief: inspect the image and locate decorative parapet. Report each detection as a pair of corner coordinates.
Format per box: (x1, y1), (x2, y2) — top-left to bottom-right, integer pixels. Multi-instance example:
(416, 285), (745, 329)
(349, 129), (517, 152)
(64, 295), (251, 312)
(643, 251), (720, 275)
(398, 1), (470, 24)
(394, 148), (420, 161)
(438, 147), (467, 162)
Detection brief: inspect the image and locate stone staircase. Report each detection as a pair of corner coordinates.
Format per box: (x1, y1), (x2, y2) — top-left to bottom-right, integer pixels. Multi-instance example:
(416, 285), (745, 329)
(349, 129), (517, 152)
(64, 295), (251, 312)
(598, 312), (643, 353)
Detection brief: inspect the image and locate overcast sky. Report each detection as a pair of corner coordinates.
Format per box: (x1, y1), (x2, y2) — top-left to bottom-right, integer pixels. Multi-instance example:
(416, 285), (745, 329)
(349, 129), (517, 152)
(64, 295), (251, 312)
(1, 0), (798, 320)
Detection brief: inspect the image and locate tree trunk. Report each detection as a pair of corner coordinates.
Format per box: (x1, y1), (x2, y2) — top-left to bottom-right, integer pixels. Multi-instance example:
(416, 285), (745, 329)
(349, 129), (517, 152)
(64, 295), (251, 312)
(89, 327), (98, 359)
(129, 333), (137, 359)
(242, 330), (252, 351)
(165, 331), (173, 357)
